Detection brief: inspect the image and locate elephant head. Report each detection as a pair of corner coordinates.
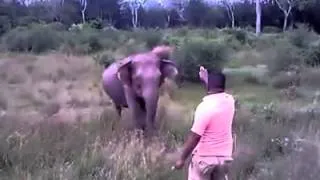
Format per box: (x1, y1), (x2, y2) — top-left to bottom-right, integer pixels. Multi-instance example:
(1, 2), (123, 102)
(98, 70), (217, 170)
(116, 46), (178, 131)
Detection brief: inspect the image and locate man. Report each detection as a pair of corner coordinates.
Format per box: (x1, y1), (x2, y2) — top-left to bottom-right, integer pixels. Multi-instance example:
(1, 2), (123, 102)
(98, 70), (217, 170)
(173, 66), (236, 180)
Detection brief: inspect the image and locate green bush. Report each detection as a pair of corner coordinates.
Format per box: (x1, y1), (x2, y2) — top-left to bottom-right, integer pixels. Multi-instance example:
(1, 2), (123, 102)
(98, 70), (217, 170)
(88, 19), (103, 29)
(0, 16), (11, 35)
(222, 28), (248, 44)
(46, 22), (67, 31)
(1, 24), (61, 53)
(270, 72), (300, 89)
(92, 52), (115, 67)
(173, 37), (229, 81)
(61, 28), (104, 54)
(264, 41), (304, 75)
(175, 27), (189, 37)
(305, 44), (320, 67)
(132, 29), (164, 49)
(300, 68), (320, 88)
(287, 25), (312, 49)
(231, 102), (320, 180)
(16, 16), (40, 27)
(263, 26), (282, 33)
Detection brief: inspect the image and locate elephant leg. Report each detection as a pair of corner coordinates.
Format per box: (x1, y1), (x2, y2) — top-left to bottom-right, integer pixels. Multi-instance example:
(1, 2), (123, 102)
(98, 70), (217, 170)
(115, 105), (122, 117)
(144, 94), (159, 135)
(123, 85), (146, 131)
(133, 104), (146, 131)
(135, 97), (147, 130)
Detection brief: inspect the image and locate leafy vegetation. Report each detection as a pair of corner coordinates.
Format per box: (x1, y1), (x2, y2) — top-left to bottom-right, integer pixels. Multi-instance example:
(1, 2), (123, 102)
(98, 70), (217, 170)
(0, 0), (320, 179)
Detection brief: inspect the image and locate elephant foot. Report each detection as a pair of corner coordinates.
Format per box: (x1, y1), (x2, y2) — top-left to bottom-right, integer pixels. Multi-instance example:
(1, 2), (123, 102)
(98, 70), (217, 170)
(143, 125), (158, 137)
(115, 105), (122, 117)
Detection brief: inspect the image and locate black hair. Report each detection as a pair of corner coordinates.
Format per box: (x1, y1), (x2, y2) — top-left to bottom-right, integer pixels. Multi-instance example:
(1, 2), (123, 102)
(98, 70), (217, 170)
(207, 70), (226, 91)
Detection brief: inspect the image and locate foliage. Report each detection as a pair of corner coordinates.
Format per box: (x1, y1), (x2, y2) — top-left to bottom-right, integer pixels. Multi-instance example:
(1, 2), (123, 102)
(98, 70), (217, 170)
(264, 40), (305, 75)
(222, 28), (248, 44)
(263, 26), (282, 33)
(1, 24), (61, 53)
(270, 72), (300, 89)
(173, 37), (229, 81)
(305, 44), (320, 67)
(132, 29), (164, 49)
(1, 0), (320, 35)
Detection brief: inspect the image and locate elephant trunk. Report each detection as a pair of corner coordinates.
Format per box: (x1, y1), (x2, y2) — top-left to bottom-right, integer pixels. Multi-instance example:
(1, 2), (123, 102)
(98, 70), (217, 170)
(143, 87), (160, 131)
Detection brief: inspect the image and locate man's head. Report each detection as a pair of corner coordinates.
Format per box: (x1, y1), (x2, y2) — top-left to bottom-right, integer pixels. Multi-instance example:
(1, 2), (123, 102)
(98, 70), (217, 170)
(207, 70), (226, 93)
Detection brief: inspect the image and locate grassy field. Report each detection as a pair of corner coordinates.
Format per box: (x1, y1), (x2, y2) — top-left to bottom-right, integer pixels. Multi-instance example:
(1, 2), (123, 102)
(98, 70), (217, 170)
(0, 27), (320, 179)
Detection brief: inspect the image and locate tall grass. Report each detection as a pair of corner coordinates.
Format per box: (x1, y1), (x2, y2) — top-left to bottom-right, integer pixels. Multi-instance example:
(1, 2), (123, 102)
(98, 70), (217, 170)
(0, 26), (320, 179)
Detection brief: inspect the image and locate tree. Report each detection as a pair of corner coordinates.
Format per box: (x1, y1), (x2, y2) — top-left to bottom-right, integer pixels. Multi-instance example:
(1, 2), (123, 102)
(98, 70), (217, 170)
(273, 0), (297, 31)
(156, 0), (172, 27)
(80, 0), (87, 23)
(119, 0), (147, 28)
(185, 0), (210, 27)
(171, 0), (189, 21)
(221, 0), (236, 29)
(104, 0), (121, 27)
(256, 0), (261, 35)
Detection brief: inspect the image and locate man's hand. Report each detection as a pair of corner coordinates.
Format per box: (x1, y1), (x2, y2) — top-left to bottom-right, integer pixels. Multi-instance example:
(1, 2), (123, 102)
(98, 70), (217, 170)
(173, 159), (185, 170)
(171, 131), (201, 170)
(199, 66), (208, 85)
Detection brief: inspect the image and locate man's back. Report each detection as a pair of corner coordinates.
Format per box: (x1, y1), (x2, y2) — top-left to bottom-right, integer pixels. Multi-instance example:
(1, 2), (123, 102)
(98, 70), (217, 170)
(191, 92), (235, 157)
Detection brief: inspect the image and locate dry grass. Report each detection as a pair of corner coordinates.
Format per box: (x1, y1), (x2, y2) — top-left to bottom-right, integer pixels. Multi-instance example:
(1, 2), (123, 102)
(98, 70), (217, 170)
(0, 52), (188, 179)
(0, 53), (107, 124)
(0, 52), (319, 180)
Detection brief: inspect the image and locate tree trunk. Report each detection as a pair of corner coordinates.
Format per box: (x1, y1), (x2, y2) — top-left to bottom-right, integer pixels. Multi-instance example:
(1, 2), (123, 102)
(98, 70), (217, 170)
(135, 9), (138, 28)
(132, 8), (138, 29)
(231, 10), (235, 29)
(143, 89), (160, 134)
(256, 0), (261, 36)
(166, 14), (170, 28)
(283, 13), (288, 32)
(81, 10), (86, 24)
(81, 0), (87, 24)
(290, 13), (294, 30)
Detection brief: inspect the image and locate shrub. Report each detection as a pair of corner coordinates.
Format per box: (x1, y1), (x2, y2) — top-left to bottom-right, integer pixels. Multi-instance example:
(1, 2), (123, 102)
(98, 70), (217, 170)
(244, 25), (255, 33)
(46, 22), (67, 31)
(243, 73), (268, 85)
(92, 52), (115, 67)
(175, 27), (189, 37)
(264, 41), (304, 76)
(0, 16), (11, 35)
(270, 71), (300, 89)
(173, 37), (228, 81)
(249, 34), (282, 50)
(300, 68), (320, 88)
(305, 44), (320, 67)
(61, 28), (104, 54)
(263, 26), (282, 33)
(287, 25), (313, 49)
(222, 28), (248, 44)
(1, 24), (61, 53)
(162, 35), (183, 47)
(88, 19), (103, 29)
(132, 29), (164, 49)
(16, 16), (40, 27)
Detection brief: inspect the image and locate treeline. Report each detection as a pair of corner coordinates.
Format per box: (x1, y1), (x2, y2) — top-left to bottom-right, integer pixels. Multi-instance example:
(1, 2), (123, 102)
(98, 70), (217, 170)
(0, 0), (320, 35)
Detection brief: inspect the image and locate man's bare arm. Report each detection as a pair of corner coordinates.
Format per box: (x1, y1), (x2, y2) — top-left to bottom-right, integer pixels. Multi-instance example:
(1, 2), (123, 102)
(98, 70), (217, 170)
(179, 131), (201, 161)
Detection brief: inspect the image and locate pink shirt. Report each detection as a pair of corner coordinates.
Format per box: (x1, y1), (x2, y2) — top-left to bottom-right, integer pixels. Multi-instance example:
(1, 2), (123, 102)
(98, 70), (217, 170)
(191, 92), (235, 157)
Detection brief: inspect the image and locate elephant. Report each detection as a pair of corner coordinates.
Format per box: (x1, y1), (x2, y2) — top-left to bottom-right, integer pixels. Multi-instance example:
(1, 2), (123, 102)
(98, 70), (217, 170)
(102, 45), (179, 133)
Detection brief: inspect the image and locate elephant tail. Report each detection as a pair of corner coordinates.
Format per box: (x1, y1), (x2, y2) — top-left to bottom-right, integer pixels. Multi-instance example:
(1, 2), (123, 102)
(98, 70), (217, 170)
(151, 45), (174, 60)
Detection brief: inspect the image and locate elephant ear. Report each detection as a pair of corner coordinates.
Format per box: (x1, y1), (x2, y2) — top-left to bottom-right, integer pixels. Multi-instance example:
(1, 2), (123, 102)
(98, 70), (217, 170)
(160, 59), (178, 81)
(117, 57), (133, 86)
